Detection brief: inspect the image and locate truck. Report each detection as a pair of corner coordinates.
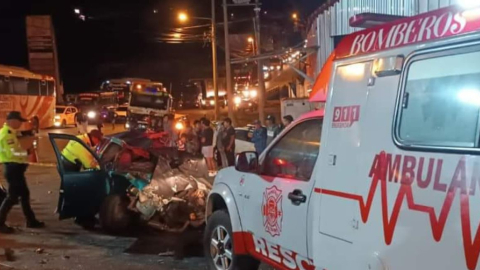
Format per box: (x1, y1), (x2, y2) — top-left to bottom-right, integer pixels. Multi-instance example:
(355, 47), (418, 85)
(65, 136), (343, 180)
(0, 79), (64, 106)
(125, 82), (173, 130)
(203, 5), (480, 270)
(280, 97), (320, 120)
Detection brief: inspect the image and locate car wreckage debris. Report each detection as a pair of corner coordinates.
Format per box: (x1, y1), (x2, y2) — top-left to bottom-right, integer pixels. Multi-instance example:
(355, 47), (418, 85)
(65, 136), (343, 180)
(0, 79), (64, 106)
(105, 132), (213, 233)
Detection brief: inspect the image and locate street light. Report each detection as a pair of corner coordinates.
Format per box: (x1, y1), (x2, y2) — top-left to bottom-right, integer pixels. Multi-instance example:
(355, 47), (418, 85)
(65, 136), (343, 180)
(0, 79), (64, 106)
(247, 36), (254, 43)
(178, 12), (189, 22)
(292, 12), (298, 20)
(74, 8), (81, 14)
(177, 9), (220, 120)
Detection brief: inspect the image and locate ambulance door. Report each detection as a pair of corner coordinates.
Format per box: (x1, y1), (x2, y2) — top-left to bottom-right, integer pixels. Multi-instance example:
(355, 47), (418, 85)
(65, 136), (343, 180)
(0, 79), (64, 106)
(310, 61), (372, 266)
(240, 117), (322, 267)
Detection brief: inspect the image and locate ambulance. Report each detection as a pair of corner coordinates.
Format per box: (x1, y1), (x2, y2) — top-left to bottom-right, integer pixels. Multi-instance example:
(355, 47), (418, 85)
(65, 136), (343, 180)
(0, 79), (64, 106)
(204, 4), (480, 270)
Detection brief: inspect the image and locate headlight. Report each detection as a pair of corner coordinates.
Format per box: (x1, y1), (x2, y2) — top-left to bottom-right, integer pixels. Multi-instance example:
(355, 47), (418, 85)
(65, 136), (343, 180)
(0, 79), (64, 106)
(209, 100), (215, 105)
(234, 96), (242, 105)
(175, 122), (184, 130)
(54, 115), (61, 120)
(54, 122), (61, 127)
(87, 111), (96, 119)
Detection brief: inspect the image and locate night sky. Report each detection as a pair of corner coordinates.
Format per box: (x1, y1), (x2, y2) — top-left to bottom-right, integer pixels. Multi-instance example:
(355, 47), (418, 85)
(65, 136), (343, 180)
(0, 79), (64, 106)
(0, 0), (324, 93)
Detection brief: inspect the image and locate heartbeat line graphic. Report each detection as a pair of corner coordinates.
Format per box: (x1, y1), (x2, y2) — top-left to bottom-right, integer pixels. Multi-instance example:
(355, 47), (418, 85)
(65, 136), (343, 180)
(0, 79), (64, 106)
(315, 153), (480, 270)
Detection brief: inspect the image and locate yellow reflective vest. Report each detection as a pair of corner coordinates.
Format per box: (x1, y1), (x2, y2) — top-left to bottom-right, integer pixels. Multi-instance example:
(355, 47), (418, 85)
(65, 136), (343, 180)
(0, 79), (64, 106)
(0, 124), (28, 163)
(62, 134), (98, 169)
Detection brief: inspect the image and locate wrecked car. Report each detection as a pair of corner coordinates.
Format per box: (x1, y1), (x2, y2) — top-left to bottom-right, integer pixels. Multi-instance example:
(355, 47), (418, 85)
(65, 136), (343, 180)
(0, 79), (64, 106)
(48, 131), (212, 233)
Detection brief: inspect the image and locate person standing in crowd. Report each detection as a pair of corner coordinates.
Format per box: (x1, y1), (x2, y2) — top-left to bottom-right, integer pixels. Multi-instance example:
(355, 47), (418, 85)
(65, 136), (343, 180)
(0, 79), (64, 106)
(200, 119), (216, 176)
(109, 109), (117, 130)
(0, 111), (45, 234)
(193, 120), (202, 136)
(215, 121), (228, 168)
(266, 115), (280, 146)
(280, 115), (294, 132)
(96, 112), (104, 133)
(222, 118), (236, 166)
(163, 114), (178, 147)
(250, 120), (267, 154)
(75, 108), (88, 134)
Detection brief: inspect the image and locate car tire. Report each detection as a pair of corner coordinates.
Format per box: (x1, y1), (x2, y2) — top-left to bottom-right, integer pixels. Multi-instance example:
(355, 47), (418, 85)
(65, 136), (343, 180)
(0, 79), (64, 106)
(204, 210), (260, 270)
(99, 194), (133, 234)
(61, 120), (67, 128)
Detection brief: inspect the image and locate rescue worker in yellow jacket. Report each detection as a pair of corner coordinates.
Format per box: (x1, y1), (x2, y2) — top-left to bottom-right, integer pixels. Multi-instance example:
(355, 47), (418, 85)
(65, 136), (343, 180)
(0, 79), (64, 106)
(61, 130), (103, 172)
(0, 111), (45, 234)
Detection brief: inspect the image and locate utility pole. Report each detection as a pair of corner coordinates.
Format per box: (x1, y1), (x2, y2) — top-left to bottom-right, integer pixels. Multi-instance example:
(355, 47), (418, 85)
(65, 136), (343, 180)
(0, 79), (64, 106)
(223, 0), (235, 121)
(212, 0), (220, 120)
(254, 0), (266, 122)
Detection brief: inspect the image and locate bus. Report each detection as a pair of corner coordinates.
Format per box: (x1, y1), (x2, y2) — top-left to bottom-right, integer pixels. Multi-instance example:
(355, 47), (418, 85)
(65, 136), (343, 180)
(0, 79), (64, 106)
(0, 65), (56, 130)
(100, 78), (152, 104)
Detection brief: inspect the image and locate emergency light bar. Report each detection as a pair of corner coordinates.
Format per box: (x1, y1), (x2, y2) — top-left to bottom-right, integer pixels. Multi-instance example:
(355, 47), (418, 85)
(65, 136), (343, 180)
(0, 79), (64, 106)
(350, 13), (407, 28)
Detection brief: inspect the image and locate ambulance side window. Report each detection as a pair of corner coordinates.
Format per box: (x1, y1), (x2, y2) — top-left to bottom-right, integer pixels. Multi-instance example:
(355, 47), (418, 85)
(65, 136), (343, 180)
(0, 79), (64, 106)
(397, 49), (480, 149)
(262, 118), (322, 181)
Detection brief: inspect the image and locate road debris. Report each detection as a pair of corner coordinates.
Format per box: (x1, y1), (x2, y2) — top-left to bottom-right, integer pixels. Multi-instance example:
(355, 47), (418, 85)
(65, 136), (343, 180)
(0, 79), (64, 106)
(0, 262), (14, 269)
(35, 248), (44, 254)
(158, 250), (174, 257)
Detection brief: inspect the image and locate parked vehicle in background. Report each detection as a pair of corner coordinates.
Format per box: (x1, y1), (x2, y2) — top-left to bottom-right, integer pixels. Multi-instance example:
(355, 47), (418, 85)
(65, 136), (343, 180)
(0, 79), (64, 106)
(234, 95), (258, 112)
(75, 92), (118, 123)
(101, 78), (152, 104)
(126, 83), (173, 130)
(213, 126), (255, 163)
(204, 5), (480, 270)
(54, 105), (78, 128)
(233, 127), (255, 153)
(203, 96), (227, 109)
(281, 98), (319, 120)
(115, 105), (128, 121)
(0, 65), (56, 129)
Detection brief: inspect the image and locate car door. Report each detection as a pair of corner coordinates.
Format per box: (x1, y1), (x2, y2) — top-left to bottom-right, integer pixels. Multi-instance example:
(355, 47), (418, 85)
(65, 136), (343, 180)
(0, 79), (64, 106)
(67, 107), (76, 125)
(64, 108), (72, 124)
(240, 118), (322, 266)
(49, 133), (108, 220)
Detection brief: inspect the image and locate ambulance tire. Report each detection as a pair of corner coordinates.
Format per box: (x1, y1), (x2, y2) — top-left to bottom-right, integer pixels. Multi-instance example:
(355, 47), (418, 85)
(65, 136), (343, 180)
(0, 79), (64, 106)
(204, 210), (260, 270)
(99, 194), (133, 234)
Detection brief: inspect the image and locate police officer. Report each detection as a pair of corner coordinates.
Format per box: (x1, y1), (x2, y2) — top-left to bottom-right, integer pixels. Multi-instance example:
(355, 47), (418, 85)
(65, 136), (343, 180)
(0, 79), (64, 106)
(61, 130), (103, 172)
(0, 111), (45, 234)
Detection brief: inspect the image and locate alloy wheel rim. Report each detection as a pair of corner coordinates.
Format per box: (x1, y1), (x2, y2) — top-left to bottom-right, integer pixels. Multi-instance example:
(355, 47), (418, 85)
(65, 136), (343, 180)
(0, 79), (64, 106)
(210, 225), (232, 270)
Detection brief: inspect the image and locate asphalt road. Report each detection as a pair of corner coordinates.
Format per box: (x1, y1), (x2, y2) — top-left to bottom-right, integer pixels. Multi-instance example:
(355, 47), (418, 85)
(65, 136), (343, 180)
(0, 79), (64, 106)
(0, 116), (275, 270)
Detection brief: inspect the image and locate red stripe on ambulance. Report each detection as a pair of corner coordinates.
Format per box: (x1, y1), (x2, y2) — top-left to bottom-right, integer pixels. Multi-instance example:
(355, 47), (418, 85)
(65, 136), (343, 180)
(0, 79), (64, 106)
(316, 152), (480, 270)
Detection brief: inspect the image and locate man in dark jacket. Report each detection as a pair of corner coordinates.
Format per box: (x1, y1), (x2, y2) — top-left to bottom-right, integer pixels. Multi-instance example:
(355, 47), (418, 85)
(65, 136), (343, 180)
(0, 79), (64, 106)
(265, 115), (280, 146)
(250, 120), (267, 154)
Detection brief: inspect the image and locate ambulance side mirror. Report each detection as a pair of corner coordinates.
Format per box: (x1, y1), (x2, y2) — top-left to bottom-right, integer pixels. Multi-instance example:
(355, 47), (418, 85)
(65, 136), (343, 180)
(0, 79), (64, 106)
(236, 151), (258, 173)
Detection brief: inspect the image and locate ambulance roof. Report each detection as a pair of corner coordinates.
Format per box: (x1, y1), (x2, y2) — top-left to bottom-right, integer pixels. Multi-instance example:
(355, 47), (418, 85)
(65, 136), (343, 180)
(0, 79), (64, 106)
(335, 5), (480, 59)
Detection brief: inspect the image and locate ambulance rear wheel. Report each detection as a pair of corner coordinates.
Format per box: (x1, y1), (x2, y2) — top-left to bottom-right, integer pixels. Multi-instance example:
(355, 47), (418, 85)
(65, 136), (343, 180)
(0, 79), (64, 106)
(204, 210), (260, 270)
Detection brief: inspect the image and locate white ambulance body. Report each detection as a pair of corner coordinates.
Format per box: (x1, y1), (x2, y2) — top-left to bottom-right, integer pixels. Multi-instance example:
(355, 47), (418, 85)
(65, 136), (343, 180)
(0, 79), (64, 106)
(205, 5), (480, 270)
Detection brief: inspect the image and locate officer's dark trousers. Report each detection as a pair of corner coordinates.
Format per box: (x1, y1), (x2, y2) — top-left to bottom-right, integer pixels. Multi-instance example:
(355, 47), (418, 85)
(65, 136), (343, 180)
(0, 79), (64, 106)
(0, 163), (36, 225)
